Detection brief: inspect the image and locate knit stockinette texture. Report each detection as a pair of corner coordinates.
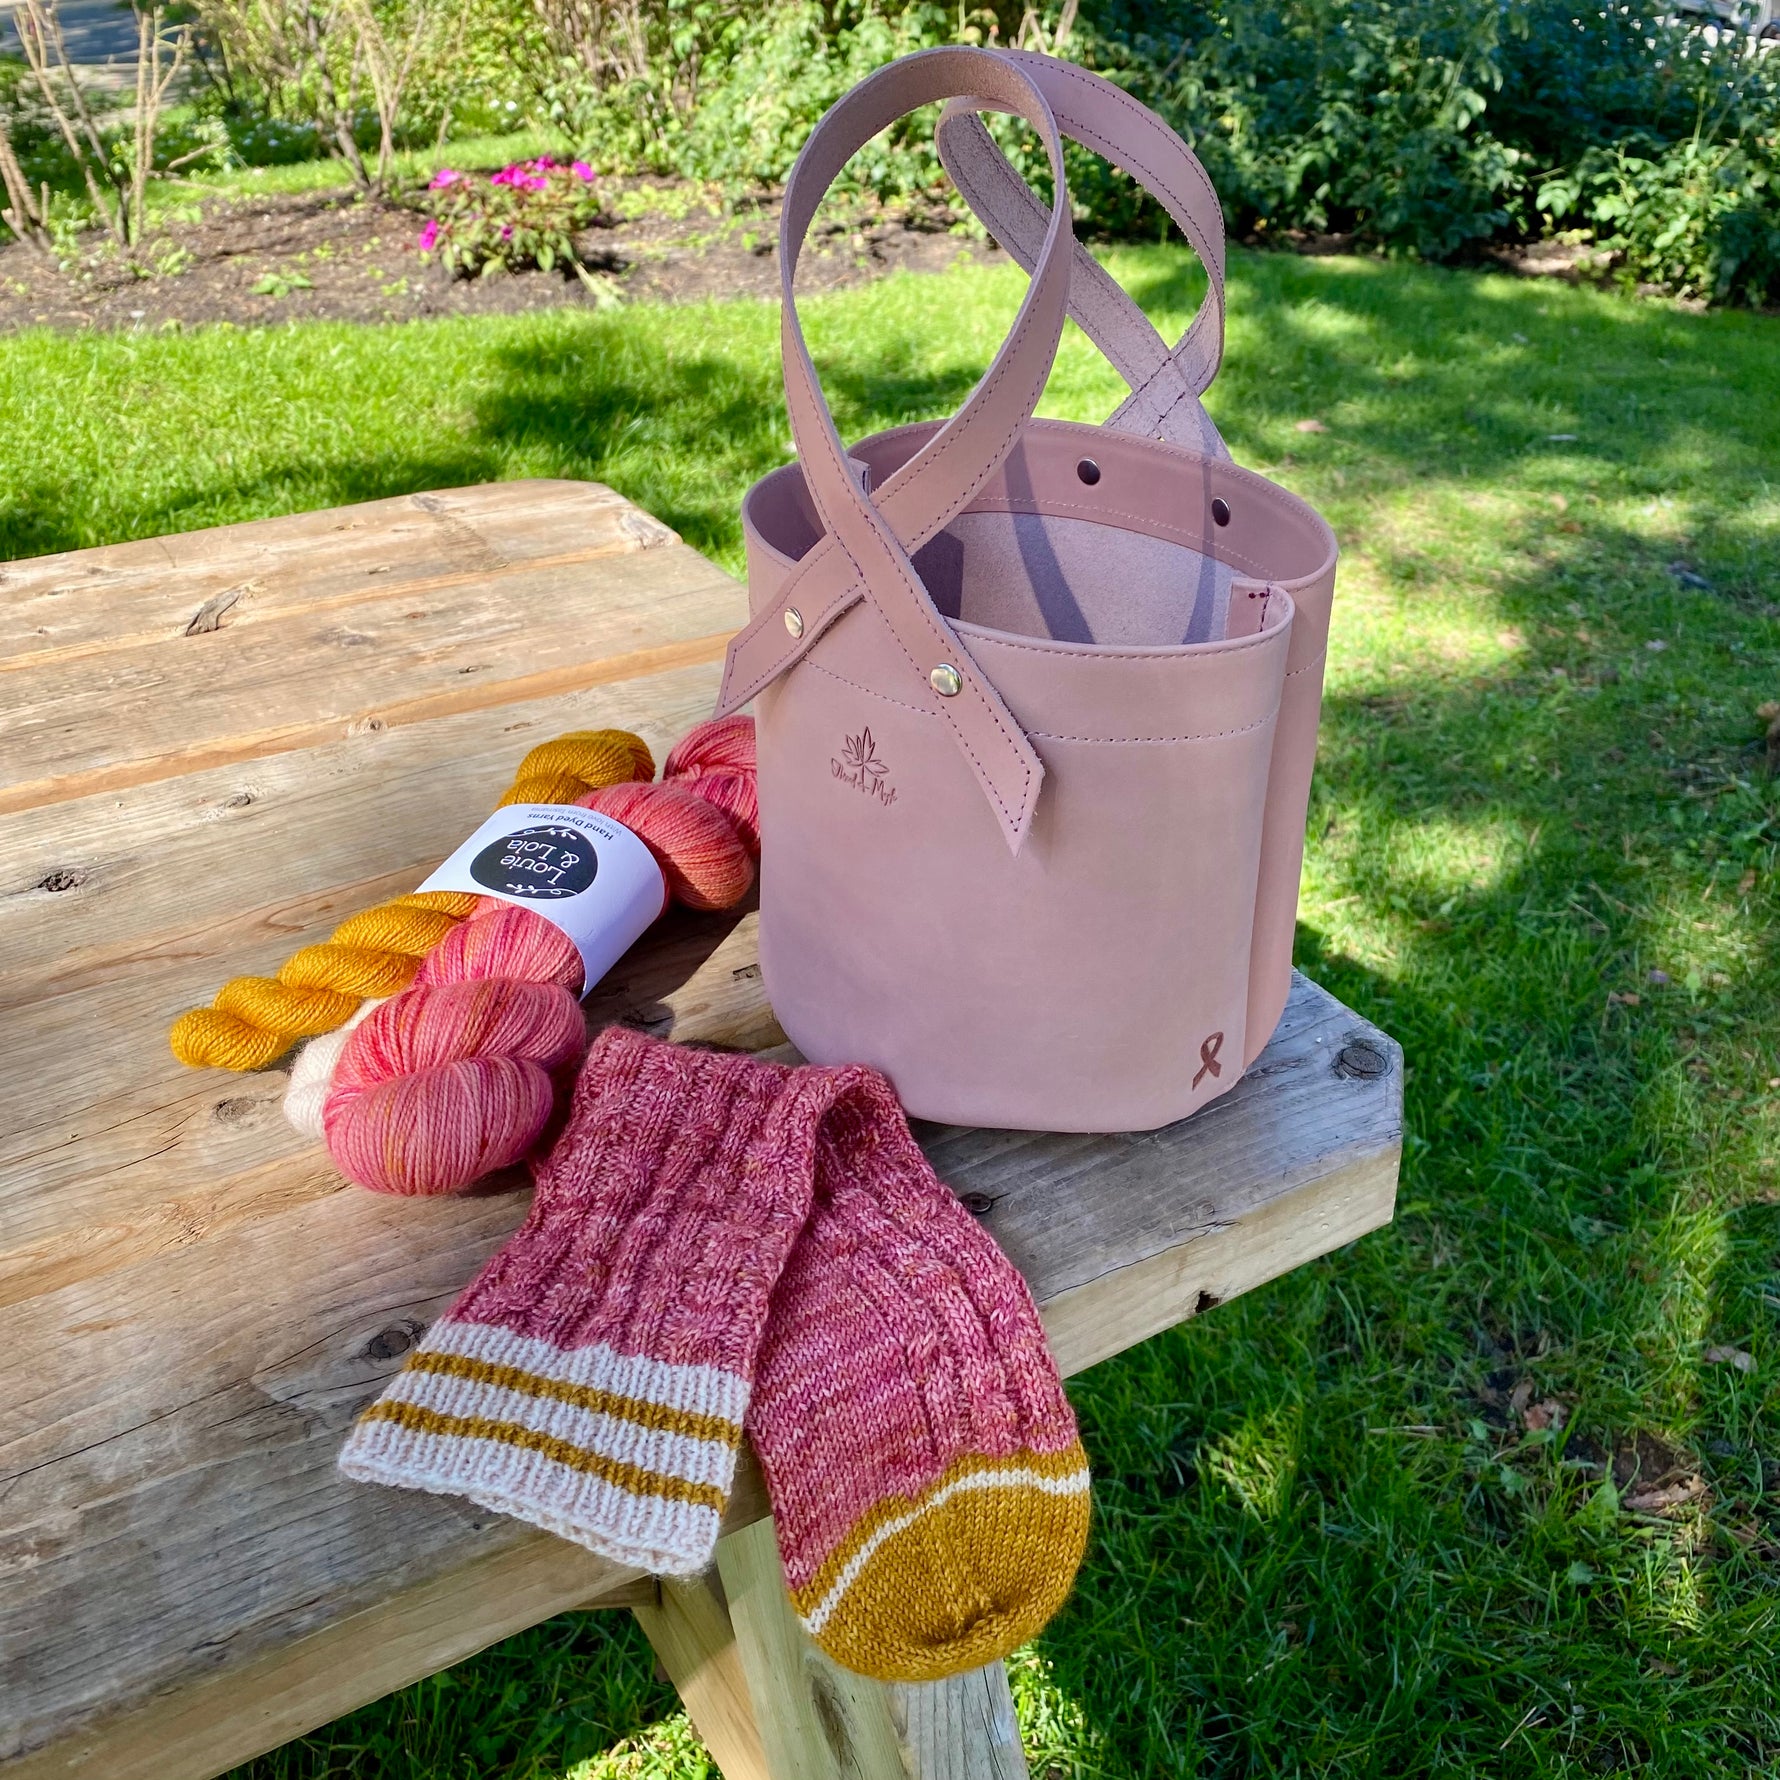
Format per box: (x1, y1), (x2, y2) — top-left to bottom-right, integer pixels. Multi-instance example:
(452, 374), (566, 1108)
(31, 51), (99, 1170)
(340, 1029), (833, 1573)
(168, 729), (655, 1072)
(749, 1084), (1089, 1682)
(340, 1029), (1089, 1681)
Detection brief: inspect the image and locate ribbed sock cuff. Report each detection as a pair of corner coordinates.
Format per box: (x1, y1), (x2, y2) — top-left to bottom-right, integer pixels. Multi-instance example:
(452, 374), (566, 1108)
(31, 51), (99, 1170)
(339, 1319), (748, 1576)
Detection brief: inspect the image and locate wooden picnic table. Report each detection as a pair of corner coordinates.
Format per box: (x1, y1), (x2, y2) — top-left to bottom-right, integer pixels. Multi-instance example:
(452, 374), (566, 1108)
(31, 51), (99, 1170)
(0, 480), (1402, 1779)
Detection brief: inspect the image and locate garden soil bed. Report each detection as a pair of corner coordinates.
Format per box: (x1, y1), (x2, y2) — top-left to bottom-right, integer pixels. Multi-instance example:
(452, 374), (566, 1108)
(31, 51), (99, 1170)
(0, 177), (994, 333)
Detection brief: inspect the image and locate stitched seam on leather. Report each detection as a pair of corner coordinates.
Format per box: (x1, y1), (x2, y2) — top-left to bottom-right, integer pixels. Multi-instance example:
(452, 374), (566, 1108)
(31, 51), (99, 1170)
(1284, 649), (1330, 682)
(1026, 704), (1279, 745)
(803, 657), (942, 718)
(1054, 114), (1220, 288)
(872, 283), (1059, 543)
(965, 132), (1179, 400)
(727, 576), (865, 709)
(871, 130), (1068, 533)
(832, 521), (1032, 830)
(948, 88), (1220, 412)
(804, 661), (1278, 743)
(756, 56), (1055, 800)
(781, 72), (1064, 598)
(1033, 56), (1225, 257)
(968, 625), (1283, 663)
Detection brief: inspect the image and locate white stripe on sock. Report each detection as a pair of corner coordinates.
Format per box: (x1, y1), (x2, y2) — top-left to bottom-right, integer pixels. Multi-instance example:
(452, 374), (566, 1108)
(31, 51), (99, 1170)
(798, 1464), (1092, 1635)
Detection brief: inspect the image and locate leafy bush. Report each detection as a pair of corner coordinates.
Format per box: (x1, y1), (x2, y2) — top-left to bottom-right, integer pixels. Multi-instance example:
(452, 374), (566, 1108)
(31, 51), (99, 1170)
(417, 156), (604, 274)
(1079, 0), (1525, 259)
(1540, 133), (1780, 304)
(88, 0), (1780, 308)
(1072, 0), (1780, 297)
(500, 0), (1780, 304)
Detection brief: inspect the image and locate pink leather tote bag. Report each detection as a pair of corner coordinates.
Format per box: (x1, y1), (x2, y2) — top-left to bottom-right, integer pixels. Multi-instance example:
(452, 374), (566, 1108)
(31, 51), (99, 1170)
(712, 46), (1338, 1132)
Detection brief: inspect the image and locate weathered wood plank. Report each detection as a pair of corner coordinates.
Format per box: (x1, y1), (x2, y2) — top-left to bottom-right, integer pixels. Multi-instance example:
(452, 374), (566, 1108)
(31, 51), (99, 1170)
(1, 482), (1401, 1780)
(0, 911), (778, 1313)
(0, 545), (737, 815)
(0, 661), (735, 1172)
(714, 1518), (1035, 1780)
(0, 663), (724, 1012)
(891, 1666), (1030, 1780)
(0, 1543), (657, 1780)
(0, 482), (667, 669)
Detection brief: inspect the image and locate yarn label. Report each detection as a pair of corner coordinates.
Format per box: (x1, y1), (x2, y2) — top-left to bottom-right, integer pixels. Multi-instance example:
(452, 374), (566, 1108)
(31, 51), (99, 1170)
(417, 804), (666, 997)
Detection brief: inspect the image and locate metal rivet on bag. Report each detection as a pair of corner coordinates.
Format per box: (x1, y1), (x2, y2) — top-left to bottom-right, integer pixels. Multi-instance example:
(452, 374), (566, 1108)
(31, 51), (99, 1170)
(783, 607), (804, 638)
(1211, 497), (1232, 527)
(1076, 458), (1101, 486)
(930, 664), (963, 697)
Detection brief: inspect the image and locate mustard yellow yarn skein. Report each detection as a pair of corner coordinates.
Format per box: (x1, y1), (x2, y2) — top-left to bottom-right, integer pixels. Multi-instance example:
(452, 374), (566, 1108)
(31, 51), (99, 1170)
(169, 729), (656, 1072)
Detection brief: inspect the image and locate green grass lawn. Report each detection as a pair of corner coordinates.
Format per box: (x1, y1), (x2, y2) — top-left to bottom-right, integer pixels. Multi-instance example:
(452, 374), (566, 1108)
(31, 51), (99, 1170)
(8, 248), (1780, 1777)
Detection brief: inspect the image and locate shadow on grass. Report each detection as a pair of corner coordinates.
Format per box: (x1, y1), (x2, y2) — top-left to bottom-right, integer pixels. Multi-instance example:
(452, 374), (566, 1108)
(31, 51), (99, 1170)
(1030, 475), (1780, 1774)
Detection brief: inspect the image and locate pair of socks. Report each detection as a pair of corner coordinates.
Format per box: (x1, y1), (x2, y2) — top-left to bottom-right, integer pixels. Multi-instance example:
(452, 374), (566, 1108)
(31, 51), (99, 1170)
(338, 1026), (1089, 1683)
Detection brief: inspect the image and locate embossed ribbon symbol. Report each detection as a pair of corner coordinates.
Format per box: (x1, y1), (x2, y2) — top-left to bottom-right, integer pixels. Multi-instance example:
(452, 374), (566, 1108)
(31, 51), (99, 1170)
(1193, 1031), (1224, 1090)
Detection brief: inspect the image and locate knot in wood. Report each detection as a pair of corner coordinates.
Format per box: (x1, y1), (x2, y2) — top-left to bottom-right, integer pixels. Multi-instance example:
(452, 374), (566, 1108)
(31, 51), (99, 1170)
(364, 1321), (422, 1362)
(1335, 1037), (1389, 1079)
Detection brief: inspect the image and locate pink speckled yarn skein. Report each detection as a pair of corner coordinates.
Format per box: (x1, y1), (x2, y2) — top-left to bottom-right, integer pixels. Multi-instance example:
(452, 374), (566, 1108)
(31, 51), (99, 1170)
(321, 718), (758, 1197)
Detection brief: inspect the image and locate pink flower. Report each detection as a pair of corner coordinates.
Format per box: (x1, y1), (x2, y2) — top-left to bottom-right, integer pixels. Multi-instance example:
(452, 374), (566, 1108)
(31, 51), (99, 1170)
(571, 160), (595, 182)
(500, 224), (513, 240)
(428, 168), (461, 190)
(417, 218), (439, 251)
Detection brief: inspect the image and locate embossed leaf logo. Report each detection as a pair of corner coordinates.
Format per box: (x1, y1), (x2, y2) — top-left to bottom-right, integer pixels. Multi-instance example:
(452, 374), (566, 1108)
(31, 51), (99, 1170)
(842, 728), (888, 781)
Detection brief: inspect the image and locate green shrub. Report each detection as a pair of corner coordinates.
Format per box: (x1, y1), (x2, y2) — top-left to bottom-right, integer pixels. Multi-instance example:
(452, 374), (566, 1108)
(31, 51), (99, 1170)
(1540, 133), (1780, 304)
(1079, 0), (1524, 258)
(55, 0), (1780, 309)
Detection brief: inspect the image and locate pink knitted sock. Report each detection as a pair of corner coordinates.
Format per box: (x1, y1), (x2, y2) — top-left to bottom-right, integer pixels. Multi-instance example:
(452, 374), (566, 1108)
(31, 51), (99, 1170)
(340, 1028), (857, 1575)
(746, 1077), (1090, 1682)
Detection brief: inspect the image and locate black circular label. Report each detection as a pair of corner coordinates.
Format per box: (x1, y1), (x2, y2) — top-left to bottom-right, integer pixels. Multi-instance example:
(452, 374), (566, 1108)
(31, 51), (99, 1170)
(469, 824), (598, 900)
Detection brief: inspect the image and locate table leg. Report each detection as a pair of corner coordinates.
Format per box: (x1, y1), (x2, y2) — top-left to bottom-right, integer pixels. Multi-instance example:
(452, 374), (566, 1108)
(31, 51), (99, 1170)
(713, 1517), (1031, 1780)
(631, 1573), (771, 1780)
(889, 1661), (1029, 1780)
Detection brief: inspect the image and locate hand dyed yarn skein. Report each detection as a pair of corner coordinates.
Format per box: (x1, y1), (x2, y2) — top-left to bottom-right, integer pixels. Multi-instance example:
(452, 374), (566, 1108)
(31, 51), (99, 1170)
(282, 716), (758, 1143)
(168, 729), (657, 1072)
(320, 716), (759, 1198)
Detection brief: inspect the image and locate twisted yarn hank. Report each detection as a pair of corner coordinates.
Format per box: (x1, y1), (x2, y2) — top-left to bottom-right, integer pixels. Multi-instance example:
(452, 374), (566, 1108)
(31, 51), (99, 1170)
(320, 716), (759, 1197)
(169, 729), (653, 1072)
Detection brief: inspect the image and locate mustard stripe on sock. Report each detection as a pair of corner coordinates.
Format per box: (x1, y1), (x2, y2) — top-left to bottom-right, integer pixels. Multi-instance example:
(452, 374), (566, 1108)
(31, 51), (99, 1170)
(402, 1350), (743, 1447)
(791, 1443), (1093, 1684)
(790, 1444), (1091, 1622)
(358, 1400), (729, 1513)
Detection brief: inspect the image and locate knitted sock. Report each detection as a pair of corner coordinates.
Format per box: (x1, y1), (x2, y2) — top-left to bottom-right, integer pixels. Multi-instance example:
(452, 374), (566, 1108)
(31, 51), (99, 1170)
(339, 1028), (863, 1575)
(747, 1075), (1090, 1682)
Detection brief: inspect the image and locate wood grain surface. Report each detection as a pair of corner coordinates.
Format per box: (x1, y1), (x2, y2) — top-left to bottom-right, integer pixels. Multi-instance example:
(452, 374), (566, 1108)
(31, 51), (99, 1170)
(0, 483), (1401, 1780)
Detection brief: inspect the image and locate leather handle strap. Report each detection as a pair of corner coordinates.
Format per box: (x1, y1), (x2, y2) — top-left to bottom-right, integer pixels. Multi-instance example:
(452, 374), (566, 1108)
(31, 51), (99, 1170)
(936, 49), (1228, 457)
(716, 46), (1078, 850)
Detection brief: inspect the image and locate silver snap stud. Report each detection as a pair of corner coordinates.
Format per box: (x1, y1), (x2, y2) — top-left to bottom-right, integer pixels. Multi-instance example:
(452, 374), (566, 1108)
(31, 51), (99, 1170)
(929, 663), (963, 697)
(1211, 497), (1232, 527)
(1076, 458), (1101, 485)
(784, 607), (804, 638)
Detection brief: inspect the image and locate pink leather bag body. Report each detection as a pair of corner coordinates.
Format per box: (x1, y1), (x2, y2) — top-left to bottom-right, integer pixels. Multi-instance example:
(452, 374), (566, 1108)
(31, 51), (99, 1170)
(713, 47), (1338, 1132)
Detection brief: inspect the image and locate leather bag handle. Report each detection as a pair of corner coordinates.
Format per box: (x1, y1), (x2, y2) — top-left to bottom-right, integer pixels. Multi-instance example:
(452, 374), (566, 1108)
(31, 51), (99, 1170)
(935, 49), (1228, 458)
(715, 45), (1078, 851)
